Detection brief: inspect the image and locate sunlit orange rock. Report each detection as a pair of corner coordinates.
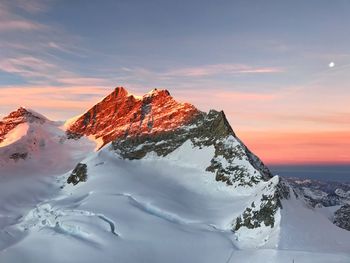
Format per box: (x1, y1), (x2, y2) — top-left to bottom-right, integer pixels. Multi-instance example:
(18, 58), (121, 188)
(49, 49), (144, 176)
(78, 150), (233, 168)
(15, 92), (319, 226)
(67, 87), (201, 147)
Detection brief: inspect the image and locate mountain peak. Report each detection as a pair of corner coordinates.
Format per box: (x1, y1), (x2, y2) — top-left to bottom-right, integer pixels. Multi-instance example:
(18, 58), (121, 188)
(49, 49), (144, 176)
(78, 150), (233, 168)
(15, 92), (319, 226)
(0, 107), (46, 144)
(67, 87), (200, 147)
(146, 88), (171, 97)
(5, 107), (30, 119)
(3, 107), (46, 121)
(99, 87), (132, 105)
(114, 86), (129, 97)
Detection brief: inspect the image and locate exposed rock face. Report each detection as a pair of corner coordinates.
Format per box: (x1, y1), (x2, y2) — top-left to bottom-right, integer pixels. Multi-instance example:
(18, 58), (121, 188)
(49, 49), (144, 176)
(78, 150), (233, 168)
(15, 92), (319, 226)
(0, 107), (45, 143)
(112, 109), (273, 186)
(234, 194), (279, 230)
(233, 178), (290, 231)
(333, 204), (350, 231)
(67, 163), (88, 185)
(67, 87), (200, 148)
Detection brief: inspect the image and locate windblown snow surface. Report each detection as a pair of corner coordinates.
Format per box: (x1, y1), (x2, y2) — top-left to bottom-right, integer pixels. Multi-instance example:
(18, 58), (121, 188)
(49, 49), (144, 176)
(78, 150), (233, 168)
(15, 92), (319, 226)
(0, 127), (350, 262)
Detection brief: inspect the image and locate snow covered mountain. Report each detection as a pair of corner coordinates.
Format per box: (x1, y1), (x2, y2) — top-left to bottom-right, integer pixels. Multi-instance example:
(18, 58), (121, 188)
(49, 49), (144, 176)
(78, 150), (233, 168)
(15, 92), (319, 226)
(0, 107), (94, 173)
(0, 88), (349, 263)
(287, 178), (350, 231)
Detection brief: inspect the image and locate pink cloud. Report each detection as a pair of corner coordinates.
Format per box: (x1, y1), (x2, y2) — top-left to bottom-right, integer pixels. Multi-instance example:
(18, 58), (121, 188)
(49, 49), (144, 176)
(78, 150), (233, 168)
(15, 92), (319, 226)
(0, 86), (111, 119)
(0, 2), (46, 32)
(0, 20), (43, 31)
(0, 56), (57, 78)
(12, 0), (49, 14)
(58, 77), (111, 86)
(0, 56), (112, 87)
(119, 64), (284, 81)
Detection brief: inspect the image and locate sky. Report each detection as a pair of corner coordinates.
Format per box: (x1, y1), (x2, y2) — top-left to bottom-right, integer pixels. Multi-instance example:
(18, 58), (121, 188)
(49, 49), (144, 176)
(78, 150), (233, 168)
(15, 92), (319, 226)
(0, 0), (349, 165)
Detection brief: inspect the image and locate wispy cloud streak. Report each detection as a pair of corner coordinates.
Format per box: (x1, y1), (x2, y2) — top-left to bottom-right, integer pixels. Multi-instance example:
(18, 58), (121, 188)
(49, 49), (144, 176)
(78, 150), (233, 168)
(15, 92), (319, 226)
(121, 64), (283, 80)
(0, 1), (46, 32)
(163, 64), (283, 77)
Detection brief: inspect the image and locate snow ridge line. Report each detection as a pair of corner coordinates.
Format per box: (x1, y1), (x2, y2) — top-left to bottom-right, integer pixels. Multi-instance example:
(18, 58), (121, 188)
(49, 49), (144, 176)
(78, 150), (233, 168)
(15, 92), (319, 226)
(97, 215), (119, 236)
(109, 193), (201, 226)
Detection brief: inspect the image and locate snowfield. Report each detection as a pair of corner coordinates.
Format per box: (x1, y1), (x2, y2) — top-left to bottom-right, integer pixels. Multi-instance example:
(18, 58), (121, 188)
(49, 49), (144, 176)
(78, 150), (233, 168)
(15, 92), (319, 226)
(0, 138), (350, 262)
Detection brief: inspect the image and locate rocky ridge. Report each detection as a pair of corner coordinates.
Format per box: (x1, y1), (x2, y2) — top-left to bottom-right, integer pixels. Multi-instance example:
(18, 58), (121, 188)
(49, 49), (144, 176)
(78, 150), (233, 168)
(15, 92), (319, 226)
(67, 87), (200, 148)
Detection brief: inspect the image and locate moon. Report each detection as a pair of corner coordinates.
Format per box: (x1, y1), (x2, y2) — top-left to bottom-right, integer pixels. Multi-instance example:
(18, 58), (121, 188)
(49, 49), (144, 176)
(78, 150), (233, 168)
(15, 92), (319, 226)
(329, 62), (335, 68)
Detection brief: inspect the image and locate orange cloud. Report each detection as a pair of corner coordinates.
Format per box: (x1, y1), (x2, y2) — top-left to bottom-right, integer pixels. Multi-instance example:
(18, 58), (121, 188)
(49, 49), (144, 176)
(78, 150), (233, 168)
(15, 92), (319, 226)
(239, 131), (350, 165)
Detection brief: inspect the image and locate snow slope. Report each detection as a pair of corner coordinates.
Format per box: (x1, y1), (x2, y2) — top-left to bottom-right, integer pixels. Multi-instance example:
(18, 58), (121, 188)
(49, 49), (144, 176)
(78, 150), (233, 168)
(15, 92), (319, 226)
(1, 141), (349, 263)
(0, 123), (29, 147)
(0, 108), (95, 257)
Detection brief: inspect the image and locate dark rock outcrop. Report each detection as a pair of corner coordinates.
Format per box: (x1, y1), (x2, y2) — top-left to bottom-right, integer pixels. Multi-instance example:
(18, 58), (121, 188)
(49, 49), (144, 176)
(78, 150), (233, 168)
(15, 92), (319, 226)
(333, 204), (350, 231)
(233, 177), (290, 231)
(9, 152), (28, 161)
(67, 163), (88, 185)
